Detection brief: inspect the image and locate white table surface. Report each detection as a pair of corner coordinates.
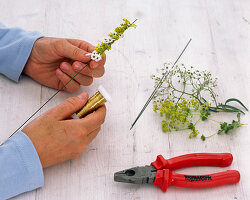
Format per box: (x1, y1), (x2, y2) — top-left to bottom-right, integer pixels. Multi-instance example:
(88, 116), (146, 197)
(0, 0), (250, 199)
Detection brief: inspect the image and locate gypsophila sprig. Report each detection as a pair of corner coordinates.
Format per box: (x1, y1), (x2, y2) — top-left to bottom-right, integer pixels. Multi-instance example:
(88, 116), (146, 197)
(91, 18), (137, 62)
(152, 63), (248, 140)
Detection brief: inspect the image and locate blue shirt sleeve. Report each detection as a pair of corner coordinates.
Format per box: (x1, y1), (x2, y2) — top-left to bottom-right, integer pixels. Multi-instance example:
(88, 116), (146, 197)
(0, 132), (44, 199)
(0, 23), (44, 199)
(0, 22), (43, 82)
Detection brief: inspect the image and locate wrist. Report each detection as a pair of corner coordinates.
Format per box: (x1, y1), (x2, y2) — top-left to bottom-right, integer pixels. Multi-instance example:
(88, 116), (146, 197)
(22, 127), (46, 168)
(22, 37), (44, 76)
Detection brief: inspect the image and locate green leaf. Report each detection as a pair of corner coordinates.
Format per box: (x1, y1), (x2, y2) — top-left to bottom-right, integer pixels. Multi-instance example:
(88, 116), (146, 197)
(200, 97), (207, 104)
(208, 107), (219, 112)
(189, 129), (199, 138)
(201, 135), (206, 141)
(187, 123), (195, 130)
(217, 104), (245, 114)
(220, 122), (228, 130)
(200, 107), (211, 121)
(224, 120), (240, 134)
(219, 119), (241, 134)
(237, 112), (241, 122)
(225, 98), (248, 111)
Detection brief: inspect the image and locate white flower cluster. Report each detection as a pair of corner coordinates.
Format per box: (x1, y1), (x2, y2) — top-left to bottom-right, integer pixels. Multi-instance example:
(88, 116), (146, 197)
(91, 50), (102, 62)
(90, 36), (115, 62)
(104, 36), (115, 44)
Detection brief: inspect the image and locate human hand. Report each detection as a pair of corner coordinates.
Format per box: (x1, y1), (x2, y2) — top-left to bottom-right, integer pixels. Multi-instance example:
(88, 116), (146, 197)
(22, 92), (106, 168)
(23, 37), (106, 92)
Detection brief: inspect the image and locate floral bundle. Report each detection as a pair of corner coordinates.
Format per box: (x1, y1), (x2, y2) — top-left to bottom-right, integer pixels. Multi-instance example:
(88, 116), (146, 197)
(91, 18), (136, 62)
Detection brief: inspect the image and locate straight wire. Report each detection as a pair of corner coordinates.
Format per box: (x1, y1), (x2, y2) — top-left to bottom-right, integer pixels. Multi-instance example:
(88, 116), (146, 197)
(8, 62), (90, 139)
(130, 39), (192, 130)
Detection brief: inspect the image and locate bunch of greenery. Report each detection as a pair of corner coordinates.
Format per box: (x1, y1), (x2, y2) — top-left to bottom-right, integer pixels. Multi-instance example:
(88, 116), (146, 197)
(91, 18), (136, 61)
(152, 63), (248, 140)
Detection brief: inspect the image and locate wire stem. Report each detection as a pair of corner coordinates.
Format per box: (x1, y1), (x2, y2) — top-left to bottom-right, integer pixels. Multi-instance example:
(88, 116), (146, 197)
(7, 62), (90, 140)
(130, 39), (192, 130)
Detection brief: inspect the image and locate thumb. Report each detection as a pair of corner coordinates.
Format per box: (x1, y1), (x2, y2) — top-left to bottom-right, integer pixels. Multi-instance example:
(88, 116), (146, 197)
(63, 40), (91, 63)
(49, 92), (88, 120)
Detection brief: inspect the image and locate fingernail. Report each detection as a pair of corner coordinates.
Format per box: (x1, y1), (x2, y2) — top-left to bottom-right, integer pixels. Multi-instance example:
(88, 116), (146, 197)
(61, 63), (69, 72)
(85, 53), (92, 57)
(77, 92), (88, 100)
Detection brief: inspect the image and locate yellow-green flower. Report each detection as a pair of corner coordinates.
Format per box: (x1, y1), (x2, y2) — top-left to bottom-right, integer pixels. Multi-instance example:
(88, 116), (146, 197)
(91, 18), (136, 62)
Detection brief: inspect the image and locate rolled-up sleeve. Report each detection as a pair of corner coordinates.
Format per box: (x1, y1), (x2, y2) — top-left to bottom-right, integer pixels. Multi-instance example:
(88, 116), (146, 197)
(0, 22), (42, 82)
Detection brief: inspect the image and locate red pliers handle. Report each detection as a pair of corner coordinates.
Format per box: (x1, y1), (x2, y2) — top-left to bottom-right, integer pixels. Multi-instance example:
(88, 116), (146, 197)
(152, 153), (240, 192)
(151, 153), (233, 170)
(154, 169), (240, 192)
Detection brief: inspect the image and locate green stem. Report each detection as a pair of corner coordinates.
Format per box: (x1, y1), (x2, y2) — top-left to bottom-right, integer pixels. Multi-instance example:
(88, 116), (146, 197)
(206, 117), (221, 124)
(194, 118), (201, 125)
(169, 81), (202, 104)
(205, 132), (218, 139)
(190, 78), (199, 90)
(177, 128), (189, 131)
(177, 80), (186, 103)
(209, 106), (239, 113)
(240, 123), (248, 126)
(204, 87), (218, 106)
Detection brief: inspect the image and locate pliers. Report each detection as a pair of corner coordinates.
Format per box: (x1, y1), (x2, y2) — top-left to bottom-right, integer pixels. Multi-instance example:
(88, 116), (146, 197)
(114, 153), (240, 192)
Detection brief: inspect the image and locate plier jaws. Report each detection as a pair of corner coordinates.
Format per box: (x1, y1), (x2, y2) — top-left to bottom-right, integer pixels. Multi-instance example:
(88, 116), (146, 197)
(114, 165), (156, 184)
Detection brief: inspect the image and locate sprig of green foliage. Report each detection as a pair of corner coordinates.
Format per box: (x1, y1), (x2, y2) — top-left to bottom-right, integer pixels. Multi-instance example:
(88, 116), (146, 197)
(91, 18), (136, 62)
(152, 63), (248, 140)
(95, 18), (136, 57)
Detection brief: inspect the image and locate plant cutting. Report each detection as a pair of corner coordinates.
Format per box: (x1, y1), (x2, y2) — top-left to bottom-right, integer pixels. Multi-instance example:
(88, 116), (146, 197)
(152, 62), (248, 140)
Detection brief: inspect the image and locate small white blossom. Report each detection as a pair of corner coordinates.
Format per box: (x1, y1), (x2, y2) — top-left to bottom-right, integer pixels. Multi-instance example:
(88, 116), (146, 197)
(104, 36), (115, 44)
(91, 50), (102, 62)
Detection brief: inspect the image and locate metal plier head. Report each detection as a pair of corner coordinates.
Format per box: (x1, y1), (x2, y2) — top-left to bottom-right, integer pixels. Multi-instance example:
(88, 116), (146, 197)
(114, 165), (156, 184)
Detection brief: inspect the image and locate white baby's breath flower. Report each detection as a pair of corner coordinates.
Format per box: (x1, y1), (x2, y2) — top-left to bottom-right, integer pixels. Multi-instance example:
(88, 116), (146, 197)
(91, 50), (102, 62)
(104, 36), (115, 44)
